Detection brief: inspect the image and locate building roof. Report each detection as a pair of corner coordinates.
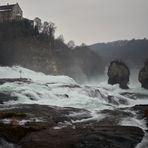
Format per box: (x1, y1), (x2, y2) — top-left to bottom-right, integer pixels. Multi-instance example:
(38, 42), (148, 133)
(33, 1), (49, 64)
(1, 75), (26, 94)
(0, 4), (15, 12)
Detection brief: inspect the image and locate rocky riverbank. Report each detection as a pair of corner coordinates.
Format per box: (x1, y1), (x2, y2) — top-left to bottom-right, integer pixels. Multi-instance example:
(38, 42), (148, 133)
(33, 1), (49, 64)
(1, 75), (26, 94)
(0, 104), (145, 148)
(0, 66), (148, 148)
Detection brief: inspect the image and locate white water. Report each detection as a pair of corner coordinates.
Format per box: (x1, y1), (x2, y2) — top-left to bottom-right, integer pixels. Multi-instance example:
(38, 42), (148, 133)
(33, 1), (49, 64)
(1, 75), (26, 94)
(0, 66), (148, 147)
(0, 66), (148, 120)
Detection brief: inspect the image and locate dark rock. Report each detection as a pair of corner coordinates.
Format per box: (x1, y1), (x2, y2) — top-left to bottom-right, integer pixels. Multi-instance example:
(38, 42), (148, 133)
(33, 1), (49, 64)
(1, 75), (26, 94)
(0, 104), (91, 125)
(107, 61), (130, 89)
(139, 60), (148, 89)
(97, 109), (133, 126)
(0, 78), (31, 85)
(132, 105), (148, 127)
(0, 104), (91, 145)
(19, 126), (144, 148)
(0, 93), (18, 104)
(107, 95), (128, 105)
(0, 122), (47, 143)
(120, 92), (148, 100)
(0, 104), (144, 148)
(0, 112), (27, 119)
(132, 105), (148, 115)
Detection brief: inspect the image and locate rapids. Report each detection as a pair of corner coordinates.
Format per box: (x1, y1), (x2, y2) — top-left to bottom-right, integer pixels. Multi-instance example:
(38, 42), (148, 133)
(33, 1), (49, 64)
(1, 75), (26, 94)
(0, 66), (148, 147)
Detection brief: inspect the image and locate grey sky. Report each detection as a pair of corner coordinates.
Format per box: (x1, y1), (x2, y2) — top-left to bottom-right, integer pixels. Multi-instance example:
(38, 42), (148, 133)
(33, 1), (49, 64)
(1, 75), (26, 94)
(1, 0), (148, 45)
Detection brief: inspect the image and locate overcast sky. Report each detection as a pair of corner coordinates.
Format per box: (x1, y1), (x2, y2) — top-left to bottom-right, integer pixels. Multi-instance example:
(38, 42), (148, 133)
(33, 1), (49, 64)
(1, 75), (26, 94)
(1, 0), (148, 45)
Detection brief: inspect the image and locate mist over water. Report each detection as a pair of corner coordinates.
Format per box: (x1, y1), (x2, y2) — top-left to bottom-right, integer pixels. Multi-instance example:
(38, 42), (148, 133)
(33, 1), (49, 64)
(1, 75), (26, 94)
(130, 70), (139, 89)
(0, 66), (148, 147)
(85, 66), (141, 89)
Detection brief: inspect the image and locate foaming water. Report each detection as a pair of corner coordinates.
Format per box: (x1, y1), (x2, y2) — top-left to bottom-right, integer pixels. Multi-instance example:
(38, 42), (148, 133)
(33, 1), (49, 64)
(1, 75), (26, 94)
(0, 66), (148, 112)
(0, 66), (148, 147)
(0, 66), (148, 129)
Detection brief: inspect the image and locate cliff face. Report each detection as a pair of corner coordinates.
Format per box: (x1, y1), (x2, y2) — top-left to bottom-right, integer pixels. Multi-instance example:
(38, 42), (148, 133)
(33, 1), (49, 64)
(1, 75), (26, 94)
(0, 20), (104, 82)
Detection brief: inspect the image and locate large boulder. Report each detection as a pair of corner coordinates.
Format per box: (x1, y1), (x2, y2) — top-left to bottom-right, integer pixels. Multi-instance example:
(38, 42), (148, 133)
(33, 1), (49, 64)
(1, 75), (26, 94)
(0, 105), (144, 148)
(139, 60), (148, 89)
(19, 126), (143, 148)
(107, 61), (130, 89)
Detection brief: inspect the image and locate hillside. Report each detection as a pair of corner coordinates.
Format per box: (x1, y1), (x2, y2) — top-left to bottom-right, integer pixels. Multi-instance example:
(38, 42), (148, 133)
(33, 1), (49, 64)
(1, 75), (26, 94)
(90, 39), (148, 68)
(0, 19), (104, 82)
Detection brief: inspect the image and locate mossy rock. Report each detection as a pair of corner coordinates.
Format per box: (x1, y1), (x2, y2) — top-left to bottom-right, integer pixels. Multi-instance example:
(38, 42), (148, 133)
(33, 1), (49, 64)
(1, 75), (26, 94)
(25, 122), (48, 130)
(0, 122), (48, 143)
(0, 112), (27, 119)
(0, 123), (29, 142)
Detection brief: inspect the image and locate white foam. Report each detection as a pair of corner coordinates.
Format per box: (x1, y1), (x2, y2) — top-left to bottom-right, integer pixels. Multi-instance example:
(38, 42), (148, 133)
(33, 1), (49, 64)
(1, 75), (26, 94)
(0, 66), (148, 131)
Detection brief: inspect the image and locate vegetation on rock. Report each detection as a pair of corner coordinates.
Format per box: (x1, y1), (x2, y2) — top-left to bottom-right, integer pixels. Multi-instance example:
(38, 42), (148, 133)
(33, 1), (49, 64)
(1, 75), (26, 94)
(0, 19), (104, 82)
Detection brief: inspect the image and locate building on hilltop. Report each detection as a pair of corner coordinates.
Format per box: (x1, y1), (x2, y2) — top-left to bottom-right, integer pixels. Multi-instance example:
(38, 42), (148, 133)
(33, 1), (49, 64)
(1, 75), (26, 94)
(0, 3), (23, 22)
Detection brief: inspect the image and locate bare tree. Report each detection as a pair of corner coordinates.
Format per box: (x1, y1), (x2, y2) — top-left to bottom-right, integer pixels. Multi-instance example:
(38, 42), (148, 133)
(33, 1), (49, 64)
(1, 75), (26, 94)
(57, 34), (64, 43)
(42, 21), (56, 48)
(42, 21), (49, 34)
(34, 17), (42, 31)
(67, 40), (75, 49)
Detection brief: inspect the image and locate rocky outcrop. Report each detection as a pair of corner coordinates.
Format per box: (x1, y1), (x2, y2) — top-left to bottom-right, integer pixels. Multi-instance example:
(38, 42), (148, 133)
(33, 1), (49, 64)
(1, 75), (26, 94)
(0, 93), (18, 104)
(139, 60), (148, 89)
(108, 61), (130, 89)
(19, 126), (143, 148)
(0, 104), (144, 148)
(132, 105), (148, 127)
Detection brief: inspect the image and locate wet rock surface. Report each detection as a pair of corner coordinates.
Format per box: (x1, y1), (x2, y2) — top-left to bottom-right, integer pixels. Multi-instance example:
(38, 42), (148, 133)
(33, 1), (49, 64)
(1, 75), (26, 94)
(132, 105), (148, 128)
(139, 60), (148, 89)
(19, 125), (143, 148)
(0, 104), (91, 123)
(120, 92), (148, 100)
(0, 76), (147, 148)
(108, 61), (130, 89)
(0, 104), (144, 148)
(97, 109), (133, 126)
(0, 93), (18, 104)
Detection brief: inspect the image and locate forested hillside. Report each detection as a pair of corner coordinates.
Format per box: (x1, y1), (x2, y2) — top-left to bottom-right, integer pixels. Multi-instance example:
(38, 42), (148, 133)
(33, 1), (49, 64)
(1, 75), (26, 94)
(0, 19), (104, 82)
(90, 39), (148, 68)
